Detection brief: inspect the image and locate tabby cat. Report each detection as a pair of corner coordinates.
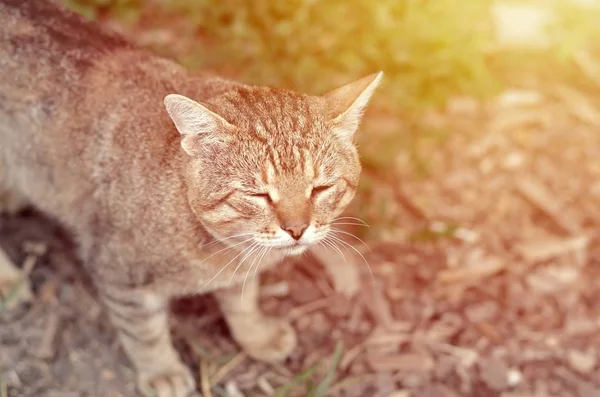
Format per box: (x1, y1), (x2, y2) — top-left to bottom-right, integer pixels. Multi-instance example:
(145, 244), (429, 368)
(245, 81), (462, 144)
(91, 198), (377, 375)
(0, 0), (382, 396)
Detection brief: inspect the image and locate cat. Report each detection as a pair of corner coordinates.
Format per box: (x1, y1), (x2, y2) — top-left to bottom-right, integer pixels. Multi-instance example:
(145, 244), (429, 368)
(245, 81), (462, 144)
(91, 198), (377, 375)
(0, 0), (382, 396)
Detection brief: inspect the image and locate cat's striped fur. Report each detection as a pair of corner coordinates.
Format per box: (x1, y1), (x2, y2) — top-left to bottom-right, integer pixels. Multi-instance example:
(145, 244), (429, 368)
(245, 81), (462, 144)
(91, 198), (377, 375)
(0, 0), (382, 396)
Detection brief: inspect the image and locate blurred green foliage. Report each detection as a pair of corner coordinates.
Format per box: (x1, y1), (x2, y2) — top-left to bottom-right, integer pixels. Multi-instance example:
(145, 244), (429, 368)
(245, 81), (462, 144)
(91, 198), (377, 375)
(63, 0), (140, 22)
(549, 0), (600, 61)
(63, 0), (500, 112)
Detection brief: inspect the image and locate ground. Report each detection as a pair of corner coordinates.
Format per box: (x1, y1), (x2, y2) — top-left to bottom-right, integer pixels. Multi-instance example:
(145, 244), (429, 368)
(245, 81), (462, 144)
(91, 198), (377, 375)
(3, 6), (600, 397)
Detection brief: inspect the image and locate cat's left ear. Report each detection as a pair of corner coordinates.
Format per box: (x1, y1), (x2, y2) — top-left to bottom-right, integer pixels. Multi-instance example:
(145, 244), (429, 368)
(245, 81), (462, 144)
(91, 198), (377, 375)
(322, 72), (383, 139)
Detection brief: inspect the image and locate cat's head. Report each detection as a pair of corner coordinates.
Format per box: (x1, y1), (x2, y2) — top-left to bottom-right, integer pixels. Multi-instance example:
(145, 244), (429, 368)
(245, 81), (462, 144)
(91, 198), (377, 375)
(164, 72), (382, 255)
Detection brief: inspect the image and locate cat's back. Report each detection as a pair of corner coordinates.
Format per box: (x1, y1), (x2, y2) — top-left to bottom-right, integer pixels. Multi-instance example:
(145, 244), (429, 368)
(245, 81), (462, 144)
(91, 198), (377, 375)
(0, 0), (131, 76)
(0, 0), (137, 135)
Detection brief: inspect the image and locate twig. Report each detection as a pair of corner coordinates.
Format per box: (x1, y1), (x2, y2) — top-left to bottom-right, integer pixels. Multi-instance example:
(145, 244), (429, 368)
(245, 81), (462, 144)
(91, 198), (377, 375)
(326, 374), (376, 396)
(32, 311), (61, 359)
(210, 352), (246, 386)
(200, 359), (213, 397)
(0, 373), (7, 397)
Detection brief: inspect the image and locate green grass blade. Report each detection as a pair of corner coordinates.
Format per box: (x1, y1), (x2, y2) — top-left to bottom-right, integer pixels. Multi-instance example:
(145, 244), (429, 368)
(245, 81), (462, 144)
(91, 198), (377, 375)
(274, 363), (320, 397)
(309, 341), (344, 397)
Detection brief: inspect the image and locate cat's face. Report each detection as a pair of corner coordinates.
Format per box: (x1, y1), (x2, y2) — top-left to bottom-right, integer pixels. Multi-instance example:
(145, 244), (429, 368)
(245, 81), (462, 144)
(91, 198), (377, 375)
(165, 73), (382, 254)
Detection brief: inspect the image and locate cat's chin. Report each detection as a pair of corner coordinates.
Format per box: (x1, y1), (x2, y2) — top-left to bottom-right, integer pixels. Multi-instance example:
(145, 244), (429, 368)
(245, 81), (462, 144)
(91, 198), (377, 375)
(281, 245), (309, 256)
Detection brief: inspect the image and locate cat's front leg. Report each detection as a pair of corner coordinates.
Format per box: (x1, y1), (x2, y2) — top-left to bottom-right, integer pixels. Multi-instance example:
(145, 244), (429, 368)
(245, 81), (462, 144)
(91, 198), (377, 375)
(213, 276), (297, 362)
(309, 244), (361, 297)
(98, 283), (195, 397)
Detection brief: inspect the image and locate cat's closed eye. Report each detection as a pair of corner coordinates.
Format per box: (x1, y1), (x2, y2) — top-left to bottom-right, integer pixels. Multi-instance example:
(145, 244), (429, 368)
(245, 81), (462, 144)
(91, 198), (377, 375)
(310, 185), (333, 197)
(250, 192), (273, 203)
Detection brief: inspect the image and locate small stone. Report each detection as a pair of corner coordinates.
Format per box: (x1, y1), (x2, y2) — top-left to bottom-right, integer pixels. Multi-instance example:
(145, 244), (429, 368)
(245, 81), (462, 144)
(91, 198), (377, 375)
(479, 357), (510, 391)
(567, 350), (597, 374)
(507, 368), (523, 387)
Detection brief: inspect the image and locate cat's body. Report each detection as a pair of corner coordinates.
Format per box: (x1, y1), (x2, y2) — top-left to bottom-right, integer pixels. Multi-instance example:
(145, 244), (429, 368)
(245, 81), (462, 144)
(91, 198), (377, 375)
(0, 1), (382, 396)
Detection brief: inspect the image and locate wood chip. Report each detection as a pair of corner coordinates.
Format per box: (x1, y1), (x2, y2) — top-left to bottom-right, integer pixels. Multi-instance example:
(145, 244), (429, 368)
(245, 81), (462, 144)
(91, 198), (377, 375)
(515, 235), (589, 262)
(566, 350), (597, 374)
(31, 311), (61, 359)
(363, 281), (395, 329)
(386, 392), (411, 397)
(366, 352), (434, 372)
(516, 177), (580, 235)
(257, 376), (274, 395)
(340, 343), (367, 371)
(210, 352), (246, 386)
(526, 265), (580, 294)
(286, 297), (332, 320)
(367, 328), (412, 347)
(392, 184), (429, 221)
(479, 357), (510, 391)
(437, 255), (505, 284)
(224, 381), (244, 397)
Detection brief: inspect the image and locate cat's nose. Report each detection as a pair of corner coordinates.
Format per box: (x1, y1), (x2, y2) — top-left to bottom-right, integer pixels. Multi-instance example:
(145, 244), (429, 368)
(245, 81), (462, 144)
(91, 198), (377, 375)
(282, 224), (308, 240)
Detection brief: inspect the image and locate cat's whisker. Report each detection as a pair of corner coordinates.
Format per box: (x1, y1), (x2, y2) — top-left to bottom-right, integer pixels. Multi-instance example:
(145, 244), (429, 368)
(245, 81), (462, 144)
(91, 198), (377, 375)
(202, 241), (257, 289)
(193, 237), (254, 272)
(320, 238), (348, 267)
(333, 216), (370, 227)
(330, 222), (371, 228)
(201, 232), (255, 249)
(327, 234), (374, 281)
(228, 242), (261, 285)
(241, 245), (269, 304)
(250, 245), (272, 298)
(330, 228), (371, 251)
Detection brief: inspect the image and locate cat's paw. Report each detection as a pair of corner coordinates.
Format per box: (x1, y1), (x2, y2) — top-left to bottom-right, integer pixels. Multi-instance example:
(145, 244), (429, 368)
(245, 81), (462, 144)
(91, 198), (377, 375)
(309, 244), (361, 298)
(138, 364), (196, 397)
(237, 317), (297, 363)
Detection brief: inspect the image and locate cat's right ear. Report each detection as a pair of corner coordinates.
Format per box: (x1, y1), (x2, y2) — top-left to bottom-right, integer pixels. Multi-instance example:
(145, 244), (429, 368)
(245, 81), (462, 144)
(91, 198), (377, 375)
(163, 94), (234, 156)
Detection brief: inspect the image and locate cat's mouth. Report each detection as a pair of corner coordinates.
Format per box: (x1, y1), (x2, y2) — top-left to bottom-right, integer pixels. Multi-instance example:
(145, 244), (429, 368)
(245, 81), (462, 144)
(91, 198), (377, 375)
(263, 241), (310, 256)
(282, 244), (309, 256)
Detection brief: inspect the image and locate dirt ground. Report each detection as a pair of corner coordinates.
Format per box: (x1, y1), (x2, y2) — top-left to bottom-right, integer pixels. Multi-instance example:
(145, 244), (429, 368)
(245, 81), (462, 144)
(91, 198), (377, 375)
(4, 9), (600, 397)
